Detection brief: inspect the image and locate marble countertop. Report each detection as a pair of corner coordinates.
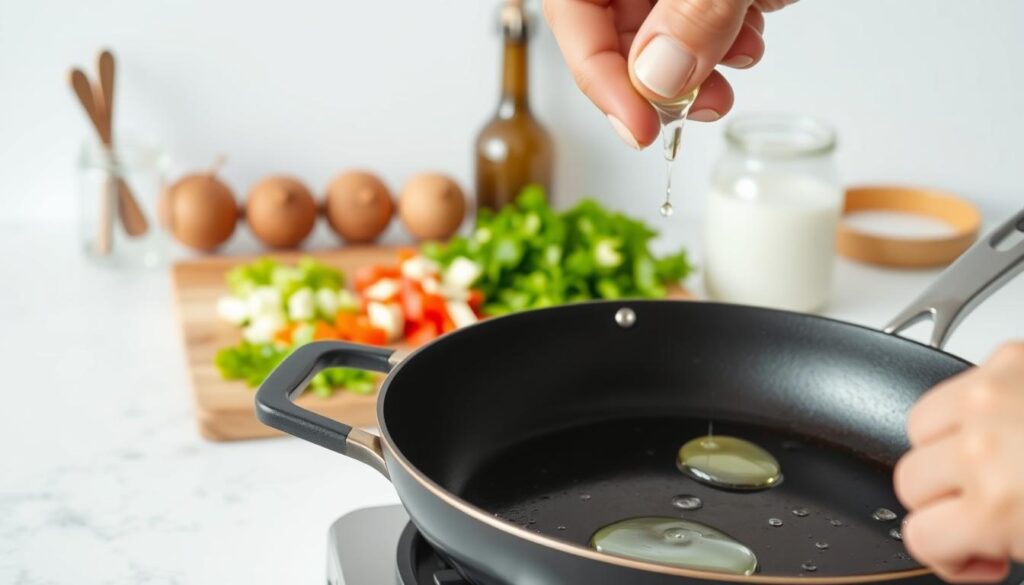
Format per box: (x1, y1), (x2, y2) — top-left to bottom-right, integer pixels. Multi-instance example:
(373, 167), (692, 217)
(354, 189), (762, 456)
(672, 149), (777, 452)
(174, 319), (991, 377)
(3, 216), (1022, 584)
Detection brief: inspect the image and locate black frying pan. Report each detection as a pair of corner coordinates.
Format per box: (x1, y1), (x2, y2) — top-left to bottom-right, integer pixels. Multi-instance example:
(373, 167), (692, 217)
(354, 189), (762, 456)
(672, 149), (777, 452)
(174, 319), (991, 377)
(257, 208), (1024, 584)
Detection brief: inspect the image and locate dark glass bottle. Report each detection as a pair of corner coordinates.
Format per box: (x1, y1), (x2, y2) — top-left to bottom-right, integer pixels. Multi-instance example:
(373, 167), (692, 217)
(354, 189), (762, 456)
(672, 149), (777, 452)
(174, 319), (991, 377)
(474, 2), (554, 212)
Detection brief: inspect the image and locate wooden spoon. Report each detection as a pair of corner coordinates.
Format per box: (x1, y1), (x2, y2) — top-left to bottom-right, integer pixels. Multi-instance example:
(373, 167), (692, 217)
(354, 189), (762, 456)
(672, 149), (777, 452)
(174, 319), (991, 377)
(95, 50), (149, 237)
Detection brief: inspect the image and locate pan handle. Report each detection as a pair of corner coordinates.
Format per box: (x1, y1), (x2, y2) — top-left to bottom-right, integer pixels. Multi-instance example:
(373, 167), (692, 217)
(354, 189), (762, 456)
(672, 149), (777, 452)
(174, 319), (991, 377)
(255, 341), (396, 478)
(884, 206), (1024, 349)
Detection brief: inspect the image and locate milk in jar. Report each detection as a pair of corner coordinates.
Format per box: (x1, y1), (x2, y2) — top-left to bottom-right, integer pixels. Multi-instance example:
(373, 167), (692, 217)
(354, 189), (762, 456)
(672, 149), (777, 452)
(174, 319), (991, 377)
(703, 115), (842, 312)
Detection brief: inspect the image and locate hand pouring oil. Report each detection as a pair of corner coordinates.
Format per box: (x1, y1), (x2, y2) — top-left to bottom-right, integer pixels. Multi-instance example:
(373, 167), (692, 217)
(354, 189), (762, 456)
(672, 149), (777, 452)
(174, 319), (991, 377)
(650, 87), (699, 217)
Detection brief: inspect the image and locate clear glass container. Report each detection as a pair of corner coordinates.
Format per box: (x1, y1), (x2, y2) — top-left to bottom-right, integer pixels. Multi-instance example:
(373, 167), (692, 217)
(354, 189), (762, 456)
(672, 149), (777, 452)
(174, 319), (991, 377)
(78, 139), (169, 268)
(704, 114), (842, 312)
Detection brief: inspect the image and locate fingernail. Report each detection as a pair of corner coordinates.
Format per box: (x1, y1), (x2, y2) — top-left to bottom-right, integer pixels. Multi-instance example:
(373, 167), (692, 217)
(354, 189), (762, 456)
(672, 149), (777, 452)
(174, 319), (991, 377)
(722, 55), (754, 68)
(633, 35), (696, 99)
(607, 115), (640, 150)
(689, 109), (720, 122)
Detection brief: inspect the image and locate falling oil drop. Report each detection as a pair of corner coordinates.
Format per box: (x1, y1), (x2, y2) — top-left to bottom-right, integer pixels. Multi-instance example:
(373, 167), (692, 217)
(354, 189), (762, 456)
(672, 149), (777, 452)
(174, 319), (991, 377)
(677, 435), (783, 490)
(768, 518), (783, 527)
(889, 528), (902, 541)
(591, 517), (757, 575)
(829, 519), (844, 527)
(580, 493), (592, 502)
(801, 561), (818, 572)
(792, 508), (809, 517)
(671, 495), (703, 511)
(557, 525), (566, 531)
(872, 508), (897, 522)
(650, 87), (699, 218)
(815, 542), (829, 550)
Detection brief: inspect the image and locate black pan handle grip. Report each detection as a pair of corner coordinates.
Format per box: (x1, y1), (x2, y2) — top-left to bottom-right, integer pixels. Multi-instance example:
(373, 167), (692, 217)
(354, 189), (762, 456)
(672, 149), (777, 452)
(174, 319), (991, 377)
(255, 341), (395, 477)
(885, 206), (1024, 349)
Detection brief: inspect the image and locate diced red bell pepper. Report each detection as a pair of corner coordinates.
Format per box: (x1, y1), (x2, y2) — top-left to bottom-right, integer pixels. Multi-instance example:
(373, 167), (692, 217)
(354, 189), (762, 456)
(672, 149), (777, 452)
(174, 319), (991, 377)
(354, 265), (401, 293)
(421, 293), (449, 331)
(405, 320), (440, 346)
(353, 315), (388, 346)
(400, 279), (425, 323)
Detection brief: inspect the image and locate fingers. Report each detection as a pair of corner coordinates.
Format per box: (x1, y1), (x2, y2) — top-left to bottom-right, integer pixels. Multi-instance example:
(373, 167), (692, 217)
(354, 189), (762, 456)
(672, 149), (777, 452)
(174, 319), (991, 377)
(545, 0), (660, 147)
(628, 0), (751, 102)
(687, 70), (734, 122)
(906, 371), (973, 447)
(943, 558), (1011, 584)
(720, 22), (765, 69)
(894, 434), (962, 511)
(904, 498), (1007, 581)
(744, 6), (765, 34)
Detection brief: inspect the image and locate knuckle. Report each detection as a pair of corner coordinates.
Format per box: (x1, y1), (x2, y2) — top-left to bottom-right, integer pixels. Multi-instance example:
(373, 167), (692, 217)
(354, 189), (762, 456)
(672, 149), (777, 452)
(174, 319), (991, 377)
(571, 61), (595, 97)
(960, 428), (997, 460)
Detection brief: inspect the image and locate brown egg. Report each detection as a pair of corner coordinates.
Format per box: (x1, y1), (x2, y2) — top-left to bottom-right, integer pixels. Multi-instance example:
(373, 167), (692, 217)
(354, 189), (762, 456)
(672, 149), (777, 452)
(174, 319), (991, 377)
(245, 176), (317, 249)
(398, 174), (466, 241)
(160, 172), (238, 251)
(324, 171), (394, 243)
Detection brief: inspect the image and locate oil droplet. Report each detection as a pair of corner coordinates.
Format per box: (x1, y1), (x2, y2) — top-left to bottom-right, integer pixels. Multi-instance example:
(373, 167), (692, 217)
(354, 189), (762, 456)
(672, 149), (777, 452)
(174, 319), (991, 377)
(792, 508), (809, 517)
(872, 508), (897, 522)
(895, 552), (911, 561)
(650, 87), (698, 218)
(829, 518), (844, 527)
(677, 435), (783, 490)
(801, 561), (818, 572)
(815, 542), (829, 550)
(557, 525), (566, 531)
(889, 527), (902, 541)
(591, 517), (757, 575)
(527, 519), (536, 525)
(768, 518), (783, 527)
(671, 495), (703, 511)
(659, 201), (674, 217)
(580, 493), (592, 502)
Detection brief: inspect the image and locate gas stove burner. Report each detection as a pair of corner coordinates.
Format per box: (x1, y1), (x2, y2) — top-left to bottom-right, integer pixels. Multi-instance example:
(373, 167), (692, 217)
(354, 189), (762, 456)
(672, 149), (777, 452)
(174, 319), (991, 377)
(396, 522), (467, 585)
(327, 505), (470, 585)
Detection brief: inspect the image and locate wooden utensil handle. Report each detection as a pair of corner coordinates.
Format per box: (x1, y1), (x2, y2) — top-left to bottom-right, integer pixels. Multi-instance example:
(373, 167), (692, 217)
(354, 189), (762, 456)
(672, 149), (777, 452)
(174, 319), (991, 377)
(96, 175), (115, 255)
(116, 176), (149, 236)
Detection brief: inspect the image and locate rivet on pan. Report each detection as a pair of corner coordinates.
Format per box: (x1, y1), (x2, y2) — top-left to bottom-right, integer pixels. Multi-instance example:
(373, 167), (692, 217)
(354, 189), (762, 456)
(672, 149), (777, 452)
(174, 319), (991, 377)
(614, 307), (636, 328)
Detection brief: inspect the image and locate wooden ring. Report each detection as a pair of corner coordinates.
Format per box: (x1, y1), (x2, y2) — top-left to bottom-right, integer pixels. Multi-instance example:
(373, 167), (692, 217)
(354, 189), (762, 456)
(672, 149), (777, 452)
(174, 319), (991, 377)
(837, 186), (981, 268)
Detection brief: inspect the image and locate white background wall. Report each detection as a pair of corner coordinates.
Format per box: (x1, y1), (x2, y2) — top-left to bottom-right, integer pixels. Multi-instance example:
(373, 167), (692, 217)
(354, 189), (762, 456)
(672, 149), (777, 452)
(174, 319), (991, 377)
(2, 0), (1022, 229)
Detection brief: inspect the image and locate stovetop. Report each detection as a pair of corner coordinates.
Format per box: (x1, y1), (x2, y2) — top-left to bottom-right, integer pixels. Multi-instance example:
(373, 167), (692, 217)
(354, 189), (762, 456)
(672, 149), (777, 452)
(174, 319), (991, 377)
(327, 505), (466, 585)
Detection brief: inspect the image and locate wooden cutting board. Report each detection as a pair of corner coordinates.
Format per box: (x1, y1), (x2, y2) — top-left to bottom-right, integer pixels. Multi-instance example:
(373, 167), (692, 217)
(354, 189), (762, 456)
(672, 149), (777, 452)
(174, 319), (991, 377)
(171, 246), (693, 442)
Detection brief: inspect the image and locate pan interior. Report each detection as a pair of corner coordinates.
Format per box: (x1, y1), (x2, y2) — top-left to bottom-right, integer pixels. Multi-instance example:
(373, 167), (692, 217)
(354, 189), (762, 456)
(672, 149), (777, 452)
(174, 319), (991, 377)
(460, 416), (918, 578)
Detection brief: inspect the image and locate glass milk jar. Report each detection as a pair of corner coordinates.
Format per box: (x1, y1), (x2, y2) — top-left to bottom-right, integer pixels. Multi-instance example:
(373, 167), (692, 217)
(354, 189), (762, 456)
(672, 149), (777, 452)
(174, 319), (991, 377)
(704, 114), (842, 313)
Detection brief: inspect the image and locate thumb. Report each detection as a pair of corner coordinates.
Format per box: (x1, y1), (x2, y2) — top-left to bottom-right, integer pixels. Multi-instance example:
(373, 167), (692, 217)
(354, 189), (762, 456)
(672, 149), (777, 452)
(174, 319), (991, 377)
(628, 0), (752, 102)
